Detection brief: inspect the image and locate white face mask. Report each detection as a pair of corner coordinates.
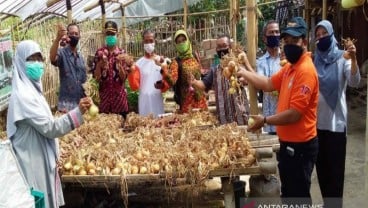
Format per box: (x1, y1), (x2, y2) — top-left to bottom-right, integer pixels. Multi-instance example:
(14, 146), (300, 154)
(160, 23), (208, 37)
(144, 43), (155, 54)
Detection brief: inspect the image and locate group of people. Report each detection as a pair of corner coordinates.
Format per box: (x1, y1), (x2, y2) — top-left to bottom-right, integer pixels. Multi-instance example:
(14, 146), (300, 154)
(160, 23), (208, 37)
(6, 16), (360, 207)
(237, 17), (360, 207)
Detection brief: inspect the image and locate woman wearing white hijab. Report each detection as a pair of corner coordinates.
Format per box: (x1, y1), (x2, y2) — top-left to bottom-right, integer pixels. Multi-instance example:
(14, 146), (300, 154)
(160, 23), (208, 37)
(7, 40), (92, 207)
(314, 20), (360, 208)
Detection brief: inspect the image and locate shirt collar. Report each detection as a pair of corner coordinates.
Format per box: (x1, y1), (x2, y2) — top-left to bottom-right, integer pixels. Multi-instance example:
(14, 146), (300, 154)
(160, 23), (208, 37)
(66, 45), (79, 57)
(289, 52), (312, 71)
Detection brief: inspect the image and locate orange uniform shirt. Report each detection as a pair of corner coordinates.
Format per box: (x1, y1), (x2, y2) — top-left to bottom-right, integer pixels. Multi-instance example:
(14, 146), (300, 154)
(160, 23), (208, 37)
(271, 52), (319, 142)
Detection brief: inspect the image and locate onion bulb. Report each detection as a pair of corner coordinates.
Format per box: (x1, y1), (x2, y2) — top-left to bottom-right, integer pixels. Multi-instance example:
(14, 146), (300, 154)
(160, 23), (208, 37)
(139, 166), (148, 174)
(64, 162), (72, 170)
(89, 103), (99, 118)
(111, 167), (122, 175)
(248, 117), (255, 127)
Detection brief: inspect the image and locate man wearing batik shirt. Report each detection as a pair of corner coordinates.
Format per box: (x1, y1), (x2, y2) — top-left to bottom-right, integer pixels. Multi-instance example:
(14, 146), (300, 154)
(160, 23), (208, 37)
(92, 21), (129, 119)
(191, 34), (250, 125)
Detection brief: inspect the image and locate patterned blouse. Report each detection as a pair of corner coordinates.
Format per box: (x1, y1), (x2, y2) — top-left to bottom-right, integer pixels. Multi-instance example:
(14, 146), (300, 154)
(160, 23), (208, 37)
(161, 57), (207, 113)
(92, 46), (128, 114)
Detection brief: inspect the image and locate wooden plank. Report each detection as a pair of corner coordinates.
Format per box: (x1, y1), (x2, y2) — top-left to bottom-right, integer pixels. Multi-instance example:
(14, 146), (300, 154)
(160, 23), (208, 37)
(209, 166), (261, 177)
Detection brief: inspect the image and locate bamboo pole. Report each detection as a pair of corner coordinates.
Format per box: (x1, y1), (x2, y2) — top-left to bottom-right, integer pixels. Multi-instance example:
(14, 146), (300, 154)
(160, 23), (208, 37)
(121, 5), (127, 51)
(246, 0), (258, 115)
(183, 0), (188, 30)
(66, 0), (72, 24)
(47, 0), (62, 7)
(322, 0), (327, 20)
(305, 0), (311, 50)
(99, 0), (106, 31)
(229, 0), (233, 38)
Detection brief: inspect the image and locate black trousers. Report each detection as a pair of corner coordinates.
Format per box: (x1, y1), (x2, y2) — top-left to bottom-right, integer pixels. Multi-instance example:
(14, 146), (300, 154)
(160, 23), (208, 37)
(316, 129), (346, 208)
(277, 137), (318, 204)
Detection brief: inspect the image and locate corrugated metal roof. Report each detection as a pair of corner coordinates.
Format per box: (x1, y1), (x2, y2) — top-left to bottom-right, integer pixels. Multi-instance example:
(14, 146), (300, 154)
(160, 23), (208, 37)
(0, 0), (201, 22)
(0, 0), (136, 21)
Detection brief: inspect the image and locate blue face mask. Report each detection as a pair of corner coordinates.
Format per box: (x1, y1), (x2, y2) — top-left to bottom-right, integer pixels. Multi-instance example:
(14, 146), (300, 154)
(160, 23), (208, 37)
(106, 35), (117, 47)
(25, 61), (44, 81)
(266, 35), (280, 48)
(316, 35), (332, 51)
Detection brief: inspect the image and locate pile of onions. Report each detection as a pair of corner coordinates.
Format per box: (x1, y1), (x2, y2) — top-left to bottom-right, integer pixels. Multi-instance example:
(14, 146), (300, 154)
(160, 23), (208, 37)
(58, 112), (256, 183)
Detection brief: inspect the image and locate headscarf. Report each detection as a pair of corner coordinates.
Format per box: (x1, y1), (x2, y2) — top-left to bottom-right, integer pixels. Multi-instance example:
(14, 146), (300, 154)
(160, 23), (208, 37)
(174, 30), (193, 59)
(7, 40), (56, 168)
(314, 20), (344, 110)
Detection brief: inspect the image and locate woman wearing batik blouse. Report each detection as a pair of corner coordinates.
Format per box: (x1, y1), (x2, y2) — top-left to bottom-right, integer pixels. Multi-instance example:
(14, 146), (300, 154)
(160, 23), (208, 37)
(155, 30), (207, 113)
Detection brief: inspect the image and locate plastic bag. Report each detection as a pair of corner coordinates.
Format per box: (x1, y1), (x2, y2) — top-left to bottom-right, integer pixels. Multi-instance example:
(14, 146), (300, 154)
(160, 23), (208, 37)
(0, 140), (35, 208)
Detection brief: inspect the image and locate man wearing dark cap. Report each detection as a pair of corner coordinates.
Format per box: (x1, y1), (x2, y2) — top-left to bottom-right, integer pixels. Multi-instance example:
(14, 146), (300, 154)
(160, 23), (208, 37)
(236, 17), (319, 204)
(92, 21), (129, 120)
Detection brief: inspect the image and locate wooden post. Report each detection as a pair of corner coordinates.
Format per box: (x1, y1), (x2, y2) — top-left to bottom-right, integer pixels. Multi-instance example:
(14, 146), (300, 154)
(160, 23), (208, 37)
(322, 0), (327, 20)
(246, 0), (258, 115)
(183, 0), (188, 30)
(66, 0), (72, 24)
(121, 5), (127, 51)
(221, 177), (236, 208)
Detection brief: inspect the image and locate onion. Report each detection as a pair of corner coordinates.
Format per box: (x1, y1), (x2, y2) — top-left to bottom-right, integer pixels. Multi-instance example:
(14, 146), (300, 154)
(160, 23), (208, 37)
(112, 167), (122, 175)
(139, 166), (148, 174)
(131, 165), (139, 174)
(248, 117), (255, 127)
(151, 163), (160, 173)
(86, 162), (96, 171)
(88, 104), (99, 118)
(78, 169), (87, 175)
(88, 169), (96, 175)
(63, 162), (72, 170)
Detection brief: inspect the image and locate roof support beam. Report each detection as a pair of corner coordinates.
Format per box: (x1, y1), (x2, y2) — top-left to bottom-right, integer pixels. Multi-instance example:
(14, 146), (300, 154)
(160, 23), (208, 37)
(47, 0), (63, 7)
(112, 0), (137, 13)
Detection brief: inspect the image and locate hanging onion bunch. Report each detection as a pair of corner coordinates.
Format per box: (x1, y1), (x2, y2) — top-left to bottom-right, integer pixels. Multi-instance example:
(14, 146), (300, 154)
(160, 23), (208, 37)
(220, 45), (250, 95)
(82, 75), (100, 105)
(341, 37), (357, 59)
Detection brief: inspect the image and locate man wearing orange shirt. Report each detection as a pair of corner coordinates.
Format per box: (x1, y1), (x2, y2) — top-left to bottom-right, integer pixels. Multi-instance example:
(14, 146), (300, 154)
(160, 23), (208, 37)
(237, 17), (319, 204)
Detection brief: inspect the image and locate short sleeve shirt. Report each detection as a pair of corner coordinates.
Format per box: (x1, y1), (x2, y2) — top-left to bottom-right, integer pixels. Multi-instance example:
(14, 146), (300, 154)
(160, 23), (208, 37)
(271, 52), (319, 142)
(52, 46), (87, 111)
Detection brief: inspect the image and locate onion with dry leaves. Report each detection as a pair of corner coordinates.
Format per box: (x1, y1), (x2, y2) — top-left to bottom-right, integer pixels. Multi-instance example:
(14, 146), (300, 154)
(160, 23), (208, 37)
(58, 111), (256, 184)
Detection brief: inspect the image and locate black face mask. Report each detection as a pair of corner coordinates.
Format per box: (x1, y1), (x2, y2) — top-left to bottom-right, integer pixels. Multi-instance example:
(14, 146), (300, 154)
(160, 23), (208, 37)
(283, 44), (303, 64)
(316, 35), (332, 52)
(69, 36), (79, 47)
(217, 48), (229, 59)
(266, 35), (280, 48)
